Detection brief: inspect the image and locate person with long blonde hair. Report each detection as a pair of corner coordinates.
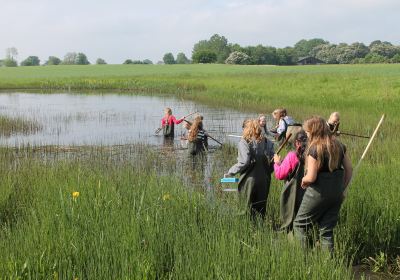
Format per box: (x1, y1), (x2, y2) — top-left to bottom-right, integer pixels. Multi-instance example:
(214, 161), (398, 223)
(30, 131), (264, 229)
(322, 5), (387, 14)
(187, 115), (208, 155)
(225, 119), (274, 219)
(293, 116), (352, 252)
(161, 107), (184, 138)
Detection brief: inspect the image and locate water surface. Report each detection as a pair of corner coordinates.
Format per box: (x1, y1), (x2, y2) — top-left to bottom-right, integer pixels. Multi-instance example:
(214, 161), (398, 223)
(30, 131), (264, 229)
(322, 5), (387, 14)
(0, 92), (273, 147)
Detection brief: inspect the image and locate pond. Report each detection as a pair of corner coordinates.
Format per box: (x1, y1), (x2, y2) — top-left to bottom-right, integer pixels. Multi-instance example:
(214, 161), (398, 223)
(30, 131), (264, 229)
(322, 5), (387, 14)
(0, 92), (274, 147)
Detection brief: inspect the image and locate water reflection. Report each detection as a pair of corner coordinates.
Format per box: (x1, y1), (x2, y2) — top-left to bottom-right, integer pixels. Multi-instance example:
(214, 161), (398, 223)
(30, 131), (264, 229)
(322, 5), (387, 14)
(0, 92), (274, 147)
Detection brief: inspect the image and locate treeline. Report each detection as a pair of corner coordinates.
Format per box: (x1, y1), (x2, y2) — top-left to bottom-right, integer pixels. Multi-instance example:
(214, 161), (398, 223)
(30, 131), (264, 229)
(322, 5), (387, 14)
(2, 35), (400, 67)
(176, 34), (400, 65)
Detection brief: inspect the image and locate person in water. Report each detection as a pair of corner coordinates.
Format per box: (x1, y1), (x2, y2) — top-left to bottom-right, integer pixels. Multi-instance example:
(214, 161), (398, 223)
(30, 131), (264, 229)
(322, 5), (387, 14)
(293, 116), (352, 252)
(187, 115), (208, 155)
(161, 107), (184, 138)
(273, 130), (308, 232)
(271, 108), (295, 141)
(225, 119), (274, 220)
(327, 112), (340, 135)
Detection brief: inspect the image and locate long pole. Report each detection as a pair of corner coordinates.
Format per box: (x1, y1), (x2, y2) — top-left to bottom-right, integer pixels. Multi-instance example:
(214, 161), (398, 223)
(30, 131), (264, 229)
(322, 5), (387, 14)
(155, 111), (198, 134)
(270, 133), (292, 163)
(340, 131), (370, 139)
(344, 114), (385, 196)
(184, 119), (223, 145)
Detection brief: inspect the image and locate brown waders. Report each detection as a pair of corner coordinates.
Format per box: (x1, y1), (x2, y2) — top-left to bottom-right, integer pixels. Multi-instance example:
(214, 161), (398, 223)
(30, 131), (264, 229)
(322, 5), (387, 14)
(293, 170), (345, 252)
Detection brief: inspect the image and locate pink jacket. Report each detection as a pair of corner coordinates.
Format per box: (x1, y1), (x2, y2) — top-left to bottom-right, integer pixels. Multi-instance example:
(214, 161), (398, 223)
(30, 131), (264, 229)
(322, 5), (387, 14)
(274, 151), (299, 180)
(161, 115), (183, 127)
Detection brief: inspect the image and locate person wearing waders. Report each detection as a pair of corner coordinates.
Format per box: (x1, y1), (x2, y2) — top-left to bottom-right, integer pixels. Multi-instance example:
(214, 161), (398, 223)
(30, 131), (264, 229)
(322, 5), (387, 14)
(271, 108), (296, 142)
(293, 116), (352, 252)
(258, 114), (274, 139)
(187, 116), (208, 156)
(225, 119), (274, 220)
(273, 130), (308, 233)
(327, 112), (340, 136)
(161, 107), (184, 144)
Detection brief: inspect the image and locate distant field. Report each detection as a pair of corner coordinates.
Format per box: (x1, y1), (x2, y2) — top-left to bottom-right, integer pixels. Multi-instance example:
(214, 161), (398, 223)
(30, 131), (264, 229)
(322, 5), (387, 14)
(0, 64), (399, 278)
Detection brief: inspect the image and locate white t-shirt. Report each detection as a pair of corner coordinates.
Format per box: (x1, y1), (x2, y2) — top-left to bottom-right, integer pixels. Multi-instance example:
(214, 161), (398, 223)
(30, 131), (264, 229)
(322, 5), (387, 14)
(277, 116), (295, 134)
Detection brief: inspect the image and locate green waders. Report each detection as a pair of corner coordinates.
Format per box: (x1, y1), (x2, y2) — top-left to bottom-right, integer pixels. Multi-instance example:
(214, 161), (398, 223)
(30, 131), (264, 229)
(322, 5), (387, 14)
(293, 169), (344, 252)
(280, 162), (305, 232)
(238, 141), (273, 220)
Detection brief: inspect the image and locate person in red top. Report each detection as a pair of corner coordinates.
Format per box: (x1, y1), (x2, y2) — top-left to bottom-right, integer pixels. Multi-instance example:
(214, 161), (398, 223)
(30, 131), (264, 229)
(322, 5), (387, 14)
(161, 107), (184, 138)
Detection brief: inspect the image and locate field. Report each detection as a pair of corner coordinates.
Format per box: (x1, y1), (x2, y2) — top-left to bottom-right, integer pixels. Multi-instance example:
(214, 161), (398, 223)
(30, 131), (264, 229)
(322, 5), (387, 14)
(0, 64), (399, 279)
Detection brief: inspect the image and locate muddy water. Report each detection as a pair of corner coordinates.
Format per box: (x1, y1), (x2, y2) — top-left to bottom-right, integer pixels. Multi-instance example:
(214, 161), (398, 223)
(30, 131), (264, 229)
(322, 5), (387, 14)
(0, 92), (274, 147)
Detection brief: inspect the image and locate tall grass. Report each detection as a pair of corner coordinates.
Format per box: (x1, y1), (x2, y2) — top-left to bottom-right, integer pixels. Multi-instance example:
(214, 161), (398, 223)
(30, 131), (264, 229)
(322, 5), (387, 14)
(0, 115), (42, 136)
(0, 64), (399, 278)
(0, 148), (353, 279)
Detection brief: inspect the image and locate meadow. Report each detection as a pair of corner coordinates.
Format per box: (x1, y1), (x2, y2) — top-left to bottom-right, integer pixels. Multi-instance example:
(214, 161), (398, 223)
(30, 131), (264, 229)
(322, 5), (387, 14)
(0, 64), (399, 279)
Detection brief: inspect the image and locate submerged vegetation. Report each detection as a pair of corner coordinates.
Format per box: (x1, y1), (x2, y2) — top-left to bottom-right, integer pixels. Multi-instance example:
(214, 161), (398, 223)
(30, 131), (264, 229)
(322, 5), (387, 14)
(0, 115), (41, 136)
(0, 64), (399, 278)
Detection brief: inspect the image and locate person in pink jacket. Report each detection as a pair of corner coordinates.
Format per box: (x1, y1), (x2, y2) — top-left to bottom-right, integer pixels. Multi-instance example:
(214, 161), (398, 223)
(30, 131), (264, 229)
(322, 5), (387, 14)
(161, 107), (184, 138)
(273, 130), (308, 232)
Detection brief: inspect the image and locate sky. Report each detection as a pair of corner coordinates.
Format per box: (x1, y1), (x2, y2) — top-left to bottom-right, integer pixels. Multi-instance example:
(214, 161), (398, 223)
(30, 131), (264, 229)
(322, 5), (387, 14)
(0, 0), (399, 64)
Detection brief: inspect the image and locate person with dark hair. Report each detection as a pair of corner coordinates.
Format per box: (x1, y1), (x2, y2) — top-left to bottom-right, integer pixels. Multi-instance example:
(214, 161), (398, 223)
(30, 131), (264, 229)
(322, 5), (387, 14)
(273, 130), (308, 232)
(225, 119), (274, 220)
(187, 115), (208, 155)
(293, 116), (352, 252)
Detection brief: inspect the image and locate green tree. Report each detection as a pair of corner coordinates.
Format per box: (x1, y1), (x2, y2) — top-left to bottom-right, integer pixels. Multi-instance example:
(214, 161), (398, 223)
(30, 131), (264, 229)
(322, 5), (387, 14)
(313, 44), (338, 64)
(4, 47), (18, 67)
(276, 47), (296, 65)
(20, 56), (40, 66)
(96, 58), (107, 64)
(163, 53), (175, 64)
(3, 58), (17, 67)
(363, 53), (388, 63)
(369, 41), (399, 58)
(123, 59), (133, 64)
(176, 52), (190, 64)
(192, 50), (217, 63)
(294, 38), (328, 58)
(390, 54), (400, 63)
(75, 53), (90, 65)
(62, 52), (77, 65)
(244, 45), (277, 65)
(142, 59), (153, 64)
(192, 34), (231, 63)
(46, 56), (61, 65)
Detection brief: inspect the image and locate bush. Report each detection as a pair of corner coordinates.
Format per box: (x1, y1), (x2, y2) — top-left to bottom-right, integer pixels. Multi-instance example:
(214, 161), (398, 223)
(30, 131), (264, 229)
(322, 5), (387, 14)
(225, 51), (251, 65)
(192, 50), (217, 64)
(3, 58), (17, 67)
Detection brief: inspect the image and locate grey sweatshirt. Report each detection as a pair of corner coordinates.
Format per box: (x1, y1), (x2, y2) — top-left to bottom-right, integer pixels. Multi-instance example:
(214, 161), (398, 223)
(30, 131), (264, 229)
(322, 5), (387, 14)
(228, 138), (274, 176)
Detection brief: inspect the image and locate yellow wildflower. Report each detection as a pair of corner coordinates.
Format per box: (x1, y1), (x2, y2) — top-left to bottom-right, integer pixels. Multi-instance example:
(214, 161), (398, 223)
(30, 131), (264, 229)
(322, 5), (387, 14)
(72, 191), (80, 199)
(162, 193), (171, 201)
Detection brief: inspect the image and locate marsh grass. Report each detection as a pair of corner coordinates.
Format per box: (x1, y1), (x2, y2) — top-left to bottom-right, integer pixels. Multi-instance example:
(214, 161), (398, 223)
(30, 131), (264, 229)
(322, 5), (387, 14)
(0, 145), (354, 279)
(0, 115), (42, 136)
(0, 64), (399, 278)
